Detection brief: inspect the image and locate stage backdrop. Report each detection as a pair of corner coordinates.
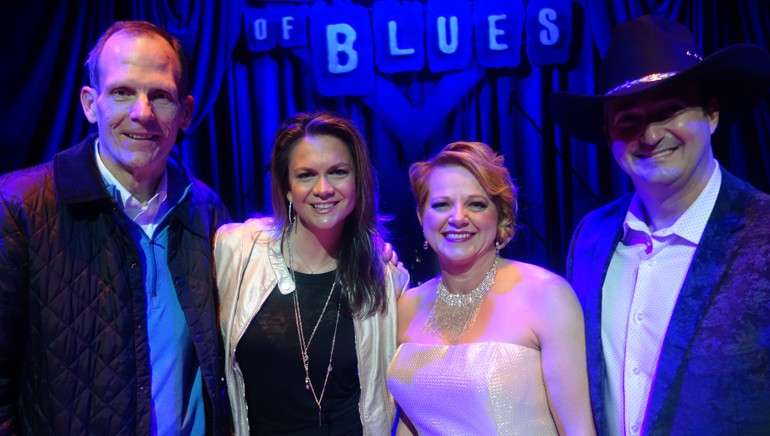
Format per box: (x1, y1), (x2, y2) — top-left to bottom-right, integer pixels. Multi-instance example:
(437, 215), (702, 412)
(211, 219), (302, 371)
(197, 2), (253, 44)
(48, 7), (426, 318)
(2, 0), (769, 284)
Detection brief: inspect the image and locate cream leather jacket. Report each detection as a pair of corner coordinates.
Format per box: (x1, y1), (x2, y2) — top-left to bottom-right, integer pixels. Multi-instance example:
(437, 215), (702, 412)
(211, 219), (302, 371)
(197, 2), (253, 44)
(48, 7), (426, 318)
(214, 217), (409, 435)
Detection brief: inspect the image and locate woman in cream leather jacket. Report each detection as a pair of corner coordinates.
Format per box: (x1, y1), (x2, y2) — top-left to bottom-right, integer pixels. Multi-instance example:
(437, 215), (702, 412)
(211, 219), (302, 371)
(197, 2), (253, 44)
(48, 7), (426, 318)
(214, 112), (409, 435)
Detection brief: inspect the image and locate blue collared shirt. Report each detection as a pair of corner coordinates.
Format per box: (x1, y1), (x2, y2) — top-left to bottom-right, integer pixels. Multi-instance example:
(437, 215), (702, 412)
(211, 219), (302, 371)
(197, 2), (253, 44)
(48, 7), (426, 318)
(95, 141), (205, 435)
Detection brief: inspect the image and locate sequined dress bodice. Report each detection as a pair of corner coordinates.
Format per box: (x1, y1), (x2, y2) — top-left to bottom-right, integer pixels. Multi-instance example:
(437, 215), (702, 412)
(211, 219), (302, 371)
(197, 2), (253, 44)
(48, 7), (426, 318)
(387, 342), (558, 435)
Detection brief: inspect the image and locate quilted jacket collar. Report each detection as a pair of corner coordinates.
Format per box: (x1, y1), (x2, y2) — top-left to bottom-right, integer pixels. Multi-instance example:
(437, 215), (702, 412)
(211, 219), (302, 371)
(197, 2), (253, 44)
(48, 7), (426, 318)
(53, 134), (207, 238)
(53, 134), (111, 204)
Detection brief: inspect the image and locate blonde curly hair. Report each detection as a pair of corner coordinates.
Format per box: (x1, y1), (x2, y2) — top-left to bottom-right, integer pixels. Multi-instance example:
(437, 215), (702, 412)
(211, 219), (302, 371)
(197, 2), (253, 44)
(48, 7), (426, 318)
(408, 141), (518, 249)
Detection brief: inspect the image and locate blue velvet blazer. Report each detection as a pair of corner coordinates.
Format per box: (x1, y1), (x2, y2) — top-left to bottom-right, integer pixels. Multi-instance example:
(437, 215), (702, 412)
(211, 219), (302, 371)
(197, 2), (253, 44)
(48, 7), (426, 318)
(567, 169), (770, 436)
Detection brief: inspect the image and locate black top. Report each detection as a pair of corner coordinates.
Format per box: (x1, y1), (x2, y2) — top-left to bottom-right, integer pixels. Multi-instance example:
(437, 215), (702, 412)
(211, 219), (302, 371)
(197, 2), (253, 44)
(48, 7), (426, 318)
(236, 269), (362, 435)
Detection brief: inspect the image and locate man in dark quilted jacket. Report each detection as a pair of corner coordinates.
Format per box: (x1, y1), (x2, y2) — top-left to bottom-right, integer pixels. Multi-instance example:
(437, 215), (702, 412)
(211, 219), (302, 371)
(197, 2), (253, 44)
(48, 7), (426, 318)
(0, 21), (230, 434)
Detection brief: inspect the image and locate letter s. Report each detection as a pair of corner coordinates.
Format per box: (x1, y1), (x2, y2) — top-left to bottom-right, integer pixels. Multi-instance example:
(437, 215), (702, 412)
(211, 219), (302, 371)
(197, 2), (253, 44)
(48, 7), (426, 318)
(538, 8), (559, 46)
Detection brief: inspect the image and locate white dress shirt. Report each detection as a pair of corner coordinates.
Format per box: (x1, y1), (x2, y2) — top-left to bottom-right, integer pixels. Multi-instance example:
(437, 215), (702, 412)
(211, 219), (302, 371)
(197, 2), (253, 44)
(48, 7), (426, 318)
(601, 162), (722, 435)
(94, 141), (169, 236)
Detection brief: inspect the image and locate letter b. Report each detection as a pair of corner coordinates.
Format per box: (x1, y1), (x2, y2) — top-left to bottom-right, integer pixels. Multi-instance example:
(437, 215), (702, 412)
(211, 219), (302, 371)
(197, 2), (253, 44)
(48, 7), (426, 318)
(327, 24), (359, 73)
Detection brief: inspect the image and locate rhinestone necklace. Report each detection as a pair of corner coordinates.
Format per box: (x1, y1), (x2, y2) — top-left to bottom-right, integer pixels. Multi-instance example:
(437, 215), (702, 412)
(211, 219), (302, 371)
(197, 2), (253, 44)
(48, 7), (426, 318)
(423, 256), (499, 343)
(287, 227), (341, 426)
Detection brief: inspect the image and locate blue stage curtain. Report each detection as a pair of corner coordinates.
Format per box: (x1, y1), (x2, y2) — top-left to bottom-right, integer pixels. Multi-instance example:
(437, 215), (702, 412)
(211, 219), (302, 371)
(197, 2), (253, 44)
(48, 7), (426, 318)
(2, 0), (769, 284)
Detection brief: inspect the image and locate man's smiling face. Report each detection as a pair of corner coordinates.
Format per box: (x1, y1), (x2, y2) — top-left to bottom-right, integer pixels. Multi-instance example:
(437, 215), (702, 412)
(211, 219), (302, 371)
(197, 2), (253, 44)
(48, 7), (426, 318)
(81, 31), (193, 181)
(605, 84), (719, 197)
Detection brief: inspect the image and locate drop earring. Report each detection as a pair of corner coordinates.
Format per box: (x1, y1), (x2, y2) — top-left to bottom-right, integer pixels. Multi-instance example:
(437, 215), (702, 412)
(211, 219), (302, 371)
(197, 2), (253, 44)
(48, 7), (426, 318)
(423, 240), (429, 250)
(288, 201), (296, 226)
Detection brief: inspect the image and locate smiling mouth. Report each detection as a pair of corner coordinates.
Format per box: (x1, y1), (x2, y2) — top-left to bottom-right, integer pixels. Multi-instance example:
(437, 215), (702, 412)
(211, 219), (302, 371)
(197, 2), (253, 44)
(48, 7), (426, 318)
(635, 146), (679, 159)
(125, 133), (159, 141)
(312, 202), (337, 213)
(444, 232), (473, 242)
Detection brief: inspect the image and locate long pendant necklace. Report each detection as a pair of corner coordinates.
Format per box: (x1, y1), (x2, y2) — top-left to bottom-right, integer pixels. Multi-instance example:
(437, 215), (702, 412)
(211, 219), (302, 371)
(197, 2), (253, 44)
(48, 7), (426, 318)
(423, 256), (499, 344)
(287, 227), (341, 426)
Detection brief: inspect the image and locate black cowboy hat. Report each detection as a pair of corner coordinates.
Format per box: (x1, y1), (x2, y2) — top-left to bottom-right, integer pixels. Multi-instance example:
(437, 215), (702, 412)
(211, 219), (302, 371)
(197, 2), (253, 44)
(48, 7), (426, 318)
(550, 15), (770, 145)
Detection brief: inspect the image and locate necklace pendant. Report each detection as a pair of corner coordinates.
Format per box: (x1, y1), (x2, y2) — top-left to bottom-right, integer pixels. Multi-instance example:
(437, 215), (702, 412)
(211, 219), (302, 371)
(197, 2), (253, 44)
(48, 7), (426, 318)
(318, 409), (323, 427)
(305, 376), (310, 390)
(328, 364), (333, 372)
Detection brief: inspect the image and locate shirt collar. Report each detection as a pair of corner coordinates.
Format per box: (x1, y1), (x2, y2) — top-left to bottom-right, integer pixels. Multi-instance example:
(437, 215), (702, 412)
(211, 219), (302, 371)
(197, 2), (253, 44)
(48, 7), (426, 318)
(94, 139), (169, 223)
(623, 160), (722, 245)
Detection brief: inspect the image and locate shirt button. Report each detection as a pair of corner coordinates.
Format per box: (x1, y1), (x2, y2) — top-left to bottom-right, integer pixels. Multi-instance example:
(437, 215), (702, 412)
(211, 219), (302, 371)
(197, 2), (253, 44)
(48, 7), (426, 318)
(649, 259), (656, 265)
(636, 313), (643, 321)
(631, 424), (639, 432)
(633, 367), (640, 375)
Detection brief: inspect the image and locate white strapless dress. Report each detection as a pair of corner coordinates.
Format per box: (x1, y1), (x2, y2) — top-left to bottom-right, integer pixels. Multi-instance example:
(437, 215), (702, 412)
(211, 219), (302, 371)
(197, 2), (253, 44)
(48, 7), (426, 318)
(387, 342), (558, 435)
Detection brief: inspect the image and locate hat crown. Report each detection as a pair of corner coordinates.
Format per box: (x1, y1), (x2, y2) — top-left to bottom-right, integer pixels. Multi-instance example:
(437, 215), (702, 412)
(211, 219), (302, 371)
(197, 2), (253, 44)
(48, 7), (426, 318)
(599, 15), (702, 95)
(550, 15), (770, 145)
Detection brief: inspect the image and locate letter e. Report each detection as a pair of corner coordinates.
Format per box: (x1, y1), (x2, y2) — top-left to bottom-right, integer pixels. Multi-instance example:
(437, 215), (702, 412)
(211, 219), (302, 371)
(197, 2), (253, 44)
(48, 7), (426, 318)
(488, 14), (508, 50)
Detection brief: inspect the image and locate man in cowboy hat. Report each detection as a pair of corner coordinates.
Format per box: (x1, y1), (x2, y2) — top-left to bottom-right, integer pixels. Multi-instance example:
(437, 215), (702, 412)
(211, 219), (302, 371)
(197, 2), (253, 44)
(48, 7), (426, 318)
(551, 15), (770, 435)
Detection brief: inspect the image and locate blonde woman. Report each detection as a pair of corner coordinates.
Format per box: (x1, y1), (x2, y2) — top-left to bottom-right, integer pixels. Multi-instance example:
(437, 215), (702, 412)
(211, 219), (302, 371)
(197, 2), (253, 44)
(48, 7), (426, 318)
(388, 142), (595, 435)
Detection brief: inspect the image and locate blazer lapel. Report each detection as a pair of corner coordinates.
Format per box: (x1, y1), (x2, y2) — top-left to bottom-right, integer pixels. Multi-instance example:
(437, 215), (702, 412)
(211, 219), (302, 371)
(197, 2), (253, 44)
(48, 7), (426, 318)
(644, 171), (747, 433)
(570, 196), (629, 432)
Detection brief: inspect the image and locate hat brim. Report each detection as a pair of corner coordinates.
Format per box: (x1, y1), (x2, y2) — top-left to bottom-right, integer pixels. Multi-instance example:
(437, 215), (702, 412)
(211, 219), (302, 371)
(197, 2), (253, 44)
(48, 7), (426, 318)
(550, 44), (770, 146)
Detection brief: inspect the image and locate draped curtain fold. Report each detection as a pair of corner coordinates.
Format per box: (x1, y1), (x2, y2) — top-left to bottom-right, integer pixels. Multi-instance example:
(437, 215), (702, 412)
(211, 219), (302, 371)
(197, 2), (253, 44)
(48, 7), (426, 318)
(2, 0), (768, 283)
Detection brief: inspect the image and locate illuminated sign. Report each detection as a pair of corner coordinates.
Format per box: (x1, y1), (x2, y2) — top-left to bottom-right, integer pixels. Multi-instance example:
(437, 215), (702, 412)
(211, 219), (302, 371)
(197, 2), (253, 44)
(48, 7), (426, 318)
(244, 0), (573, 96)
